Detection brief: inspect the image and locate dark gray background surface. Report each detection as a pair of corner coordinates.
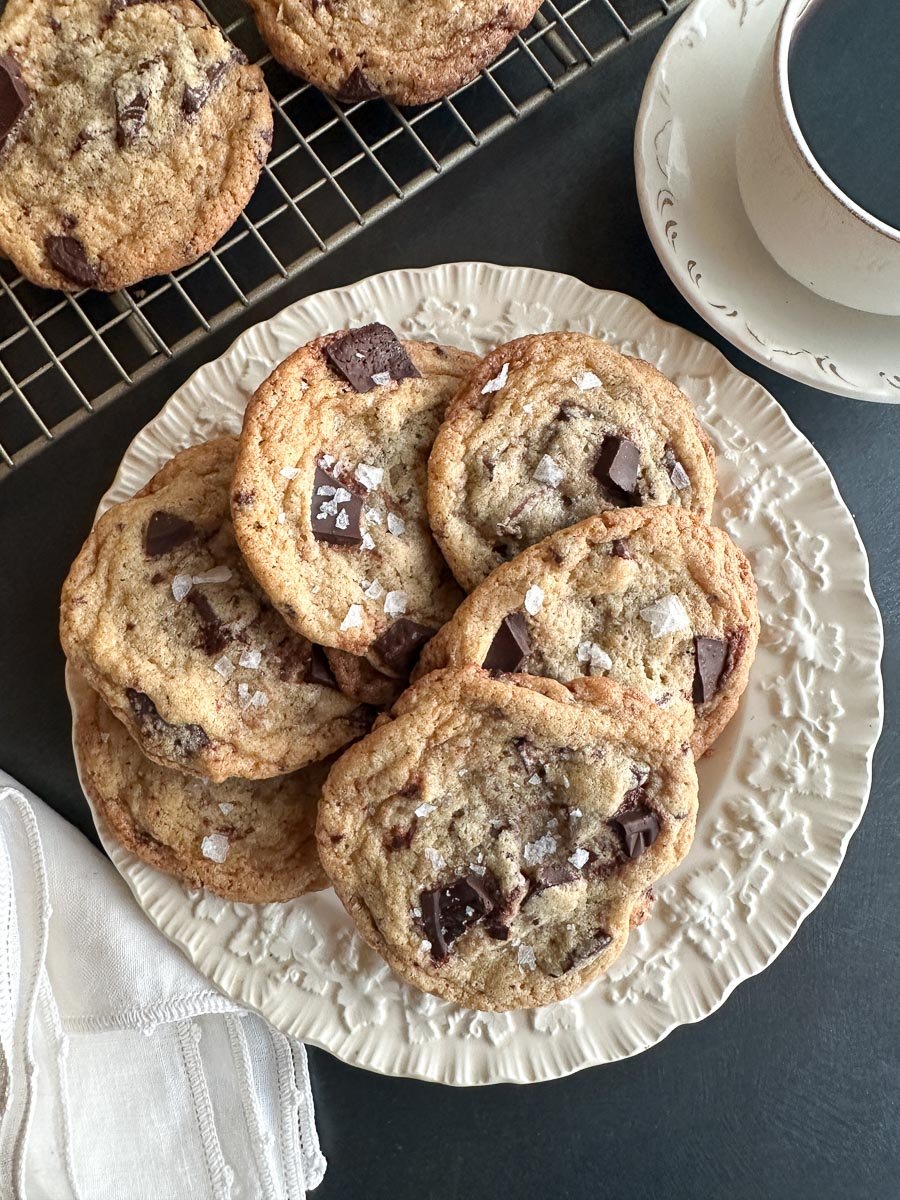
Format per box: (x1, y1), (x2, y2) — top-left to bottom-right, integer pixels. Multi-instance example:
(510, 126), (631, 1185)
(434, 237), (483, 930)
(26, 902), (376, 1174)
(1, 16), (897, 1199)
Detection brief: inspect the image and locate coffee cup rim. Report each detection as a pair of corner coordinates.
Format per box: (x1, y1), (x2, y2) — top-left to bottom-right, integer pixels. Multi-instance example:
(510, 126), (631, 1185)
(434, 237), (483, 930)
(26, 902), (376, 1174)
(775, 0), (900, 244)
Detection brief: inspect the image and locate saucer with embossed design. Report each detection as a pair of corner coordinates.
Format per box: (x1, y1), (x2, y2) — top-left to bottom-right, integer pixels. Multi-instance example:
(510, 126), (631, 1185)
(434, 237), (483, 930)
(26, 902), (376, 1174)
(635, 0), (900, 403)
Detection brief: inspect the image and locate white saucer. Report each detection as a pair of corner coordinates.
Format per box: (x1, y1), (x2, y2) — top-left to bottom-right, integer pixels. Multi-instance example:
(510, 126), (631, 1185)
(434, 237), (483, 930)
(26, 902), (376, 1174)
(635, 0), (900, 403)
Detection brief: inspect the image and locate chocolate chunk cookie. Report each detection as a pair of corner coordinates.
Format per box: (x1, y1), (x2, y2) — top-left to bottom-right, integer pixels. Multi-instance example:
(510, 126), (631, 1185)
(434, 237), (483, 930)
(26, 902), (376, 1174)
(0, 0), (272, 291)
(75, 680), (329, 901)
(232, 327), (474, 678)
(317, 667), (698, 1011)
(417, 507), (759, 757)
(427, 332), (718, 590)
(60, 437), (371, 782)
(245, 0), (544, 107)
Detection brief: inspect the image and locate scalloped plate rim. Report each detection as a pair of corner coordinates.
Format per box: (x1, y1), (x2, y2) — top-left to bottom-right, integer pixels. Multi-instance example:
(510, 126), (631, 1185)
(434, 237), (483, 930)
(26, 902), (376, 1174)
(65, 261), (884, 1085)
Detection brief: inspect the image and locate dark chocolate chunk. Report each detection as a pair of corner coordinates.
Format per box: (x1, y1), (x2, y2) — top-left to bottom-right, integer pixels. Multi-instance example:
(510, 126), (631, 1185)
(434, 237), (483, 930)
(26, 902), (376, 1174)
(181, 59), (232, 116)
(324, 323), (420, 393)
(693, 636), (729, 704)
(310, 466), (363, 546)
(533, 863), (578, 891)
(564, 929), (613, 973)
(0, 55), (30, 149)
(663, 444), (689, 489)
(514, 737), (542, 777)
(143, 510), (195, 557)
(420, 872), (497, 962)
(593, 435), (640, 502)
(232, 488), (255, 507)
(482, 612), (530, 673)
(337, 66), (381, 103)
(306, 644), (338, 689)
(186, 590), (229, 655)
(45, 235), (99, 289)
(385, 825), (415, 851)
(115, 85), (148, 146)
(125, 688), (210, 755)
(611, 538), (631, 559)
(611, 806), (660, 860)
(372, 618), (435, 674)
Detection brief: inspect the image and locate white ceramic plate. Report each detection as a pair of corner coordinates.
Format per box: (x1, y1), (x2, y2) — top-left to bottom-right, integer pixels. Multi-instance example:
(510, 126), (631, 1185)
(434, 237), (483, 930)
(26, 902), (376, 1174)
(66, 262), (883, 1085)
(634, 0), (900, 403)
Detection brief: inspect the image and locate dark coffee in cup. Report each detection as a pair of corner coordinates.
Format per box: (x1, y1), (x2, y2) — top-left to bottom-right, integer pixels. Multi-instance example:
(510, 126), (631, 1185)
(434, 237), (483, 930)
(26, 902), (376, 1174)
(789, 0), (900, 229)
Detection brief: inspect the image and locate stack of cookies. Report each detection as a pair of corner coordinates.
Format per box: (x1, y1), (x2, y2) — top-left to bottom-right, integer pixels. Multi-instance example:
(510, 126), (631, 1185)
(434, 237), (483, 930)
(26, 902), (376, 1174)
(61, 324), (760, 1011)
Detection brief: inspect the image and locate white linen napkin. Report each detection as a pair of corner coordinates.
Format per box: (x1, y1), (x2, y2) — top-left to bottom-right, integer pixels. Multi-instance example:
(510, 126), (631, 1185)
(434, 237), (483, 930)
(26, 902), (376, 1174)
(0, 773), (326, 1200)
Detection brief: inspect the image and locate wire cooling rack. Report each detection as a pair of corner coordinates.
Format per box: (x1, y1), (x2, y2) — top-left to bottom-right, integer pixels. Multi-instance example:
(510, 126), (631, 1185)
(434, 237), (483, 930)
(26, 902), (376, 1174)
(0, 0), (686, 474)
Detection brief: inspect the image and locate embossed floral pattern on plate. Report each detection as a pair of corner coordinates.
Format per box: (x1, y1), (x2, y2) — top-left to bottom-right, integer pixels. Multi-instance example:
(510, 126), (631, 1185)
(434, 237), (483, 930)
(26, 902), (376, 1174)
(66, 263), (883, 1085)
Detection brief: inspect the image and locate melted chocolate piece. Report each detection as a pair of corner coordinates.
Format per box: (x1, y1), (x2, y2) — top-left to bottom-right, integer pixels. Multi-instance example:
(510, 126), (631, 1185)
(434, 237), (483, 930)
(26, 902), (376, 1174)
(420, 872), (497, 962)
(186, 591), (229, 655)
(611, 806), (660, 859)
(310, 466), (363, 546)
(693, 636), (729, 704)
(482, 612), (530, 673)
(611, 538), (631, 559)
(115, 70), (150, 145)
(324, 323), (419, 393)
(306, 644), (338, 689)
(143, 510), (195, 557)
(593, 435), (640, 503)
(125, 688), (210, 755)
(337, 66), (381, 102)
(0, 55), (30, 149)
(372, 619), (435, 674)
(45, 235), (99, 288)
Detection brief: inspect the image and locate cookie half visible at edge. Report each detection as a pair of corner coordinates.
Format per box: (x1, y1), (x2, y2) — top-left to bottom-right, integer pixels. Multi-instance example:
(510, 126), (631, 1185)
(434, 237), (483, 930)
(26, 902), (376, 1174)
(75, 680), (329, 902)
(232, 326), (474, 679)
(0, 0), (272, 291)
(427, 331), (718, 591)
(317, 667), (698, 1011)
(60, 437), (371, 783)
(417, 507), (759, 757)
(245, 0), (544, 106)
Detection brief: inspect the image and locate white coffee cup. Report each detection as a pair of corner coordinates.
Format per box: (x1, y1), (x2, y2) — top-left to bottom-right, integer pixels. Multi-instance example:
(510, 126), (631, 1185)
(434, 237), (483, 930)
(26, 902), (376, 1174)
(736, 0), (900, 316)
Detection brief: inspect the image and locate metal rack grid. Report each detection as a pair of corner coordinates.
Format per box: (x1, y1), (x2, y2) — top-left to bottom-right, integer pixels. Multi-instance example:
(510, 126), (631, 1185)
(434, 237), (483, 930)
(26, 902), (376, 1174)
(0, 0), (686, 475)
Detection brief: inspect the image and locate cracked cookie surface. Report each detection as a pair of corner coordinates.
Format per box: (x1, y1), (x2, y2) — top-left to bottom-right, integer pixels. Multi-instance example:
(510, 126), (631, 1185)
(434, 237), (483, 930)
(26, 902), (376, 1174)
(317, 667), (698, 1010)
(245, 0), (543, 106)
(232, 327), (474, 680)
(75, 680), (330, 901)
(417, 507), (759, 757)
(0, 0), (272, 291)
(60, 437), (371, 782)
(427, 332), (717, 590)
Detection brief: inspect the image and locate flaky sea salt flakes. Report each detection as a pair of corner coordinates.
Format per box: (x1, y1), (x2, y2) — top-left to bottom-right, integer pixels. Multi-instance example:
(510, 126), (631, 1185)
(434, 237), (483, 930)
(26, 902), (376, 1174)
(214, 655), (234, 680)
(316, 484), (336, 497)
(200, 833), (229, 863)
(277, 511), (286, 525)
(361, 532), (376, 551)
(335, 508), (350, 531)
(523, 402), (533, 414)
(248, 690), (268, 710)
(218, 802), (234, 815)
(568, 847), (590, 870)
(574, 370), (602, 391)
(415, 802), (436, 818)
(363, 579), (384, 600)
(524, 585), (544, 616)
(193, 566), (232, 585)
(569, 807), (583, 819)
(670, 461), (690, 490)
(239, 648), (262, 670)
(419, 939), (432, 955)
(334, 487), (352, 504)
(371, 371), (391, 387)
(237, 682), (251, 709)
(528, 773), (542, 786)
(384, 590), (408, 616)
(411, 906), (422, 918)
(523, 833), (557, 865)
(366, 508), (382, 525)
(469, 863), (486, 876)
(355, 463), (384, 490)
(533, 454), (564, 487)
(319, 453), (336, 469)
(387, 512), (405, 536)
(280, 466), (300, 479)
(99, 731), (110, 744)
(517, 943), (537, 971)
(577, 640), (613, 674)
(640, 594), (691, 638)
(171, 573), (193, 602)
(424, 848), (446, 871)
(340, 604), (363, 631)
(481, 362), (509, 394)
